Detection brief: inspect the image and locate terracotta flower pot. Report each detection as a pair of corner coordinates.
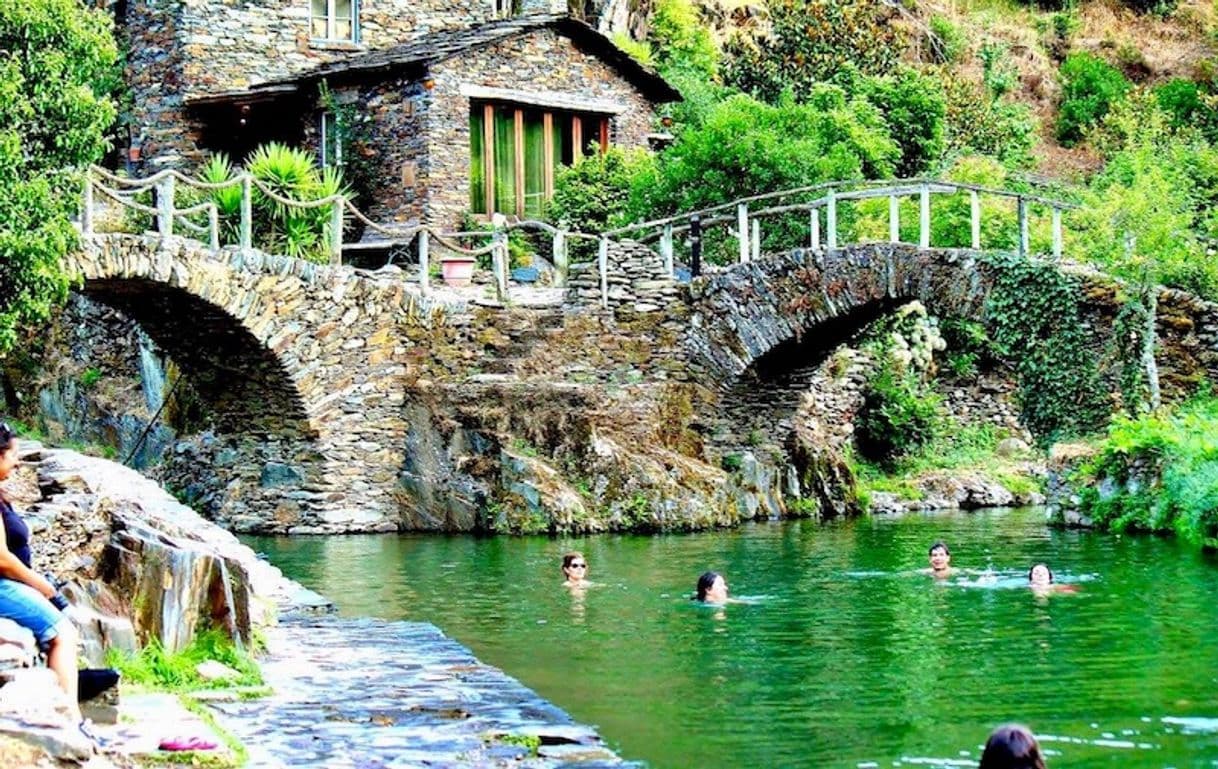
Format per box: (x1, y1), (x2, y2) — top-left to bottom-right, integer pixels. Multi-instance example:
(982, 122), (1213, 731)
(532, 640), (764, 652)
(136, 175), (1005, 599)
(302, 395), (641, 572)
(440, 256), (476, 287)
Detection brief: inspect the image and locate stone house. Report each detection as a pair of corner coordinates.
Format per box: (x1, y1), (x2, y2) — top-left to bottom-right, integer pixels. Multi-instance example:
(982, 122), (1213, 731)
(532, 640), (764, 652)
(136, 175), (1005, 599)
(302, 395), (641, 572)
(120, 0), (680, 229)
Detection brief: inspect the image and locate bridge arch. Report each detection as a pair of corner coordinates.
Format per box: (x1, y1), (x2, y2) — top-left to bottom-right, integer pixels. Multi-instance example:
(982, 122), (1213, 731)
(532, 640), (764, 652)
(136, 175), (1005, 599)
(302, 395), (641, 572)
(72, 236), (318, 437)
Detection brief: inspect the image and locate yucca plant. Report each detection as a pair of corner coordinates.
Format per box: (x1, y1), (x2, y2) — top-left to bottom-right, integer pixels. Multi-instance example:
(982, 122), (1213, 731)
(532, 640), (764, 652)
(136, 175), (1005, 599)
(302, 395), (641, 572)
(239, 142), (351, 264)
(198, 153), (244, 245)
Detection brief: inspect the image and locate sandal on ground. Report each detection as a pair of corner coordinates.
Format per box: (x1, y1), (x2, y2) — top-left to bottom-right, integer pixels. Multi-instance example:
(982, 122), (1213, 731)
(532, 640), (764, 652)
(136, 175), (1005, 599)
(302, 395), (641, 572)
(158, 735), (219, 751)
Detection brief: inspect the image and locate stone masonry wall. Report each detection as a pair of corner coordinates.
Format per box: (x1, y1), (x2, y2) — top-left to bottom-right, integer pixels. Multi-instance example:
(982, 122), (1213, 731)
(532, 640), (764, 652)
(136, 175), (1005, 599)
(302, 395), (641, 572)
(426, 28), (659, 228)
(123, 0), (499, 165)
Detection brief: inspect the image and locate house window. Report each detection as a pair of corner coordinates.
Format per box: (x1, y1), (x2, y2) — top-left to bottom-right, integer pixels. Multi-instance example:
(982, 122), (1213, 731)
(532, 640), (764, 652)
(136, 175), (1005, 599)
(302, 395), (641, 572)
(469, 102), (610, 218)
(311, 0), (358, 41)
(319, 112), (343, 168)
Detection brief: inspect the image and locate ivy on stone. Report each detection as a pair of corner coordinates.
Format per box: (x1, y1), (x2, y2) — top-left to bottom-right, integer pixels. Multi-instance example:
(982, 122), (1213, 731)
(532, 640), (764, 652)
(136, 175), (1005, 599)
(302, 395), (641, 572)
(983, 253), (1108, 444)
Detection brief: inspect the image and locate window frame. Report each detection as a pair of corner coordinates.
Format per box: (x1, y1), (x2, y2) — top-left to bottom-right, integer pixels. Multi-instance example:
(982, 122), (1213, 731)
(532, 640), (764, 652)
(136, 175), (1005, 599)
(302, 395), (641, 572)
(319, 111), (343, 170)
(470, 100), (611, 218)
(310, 0), (360, 43)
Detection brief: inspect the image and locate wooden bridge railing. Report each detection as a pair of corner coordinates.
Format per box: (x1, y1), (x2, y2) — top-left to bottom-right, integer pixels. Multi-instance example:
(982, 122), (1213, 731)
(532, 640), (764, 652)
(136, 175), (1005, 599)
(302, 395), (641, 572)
(82, 168), (1080, 309)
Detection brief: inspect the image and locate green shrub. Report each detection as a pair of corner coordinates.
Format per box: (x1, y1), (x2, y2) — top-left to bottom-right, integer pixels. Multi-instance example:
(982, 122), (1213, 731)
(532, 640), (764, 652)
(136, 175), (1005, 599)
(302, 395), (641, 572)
(722, 0), (903, 103)
(855, 366), (943, 464)
(860, 67), (947, 177)
(928, 16), (966, 64)
(547, 147), (655, 255)
(1056, 53), (1131, 146)
(648, 0), (718, 79)
(942, 77), (1037, 167)
(79, 367), (101, 390)
(1073, 395), (1218, 547)
(627, 88), (898, 263)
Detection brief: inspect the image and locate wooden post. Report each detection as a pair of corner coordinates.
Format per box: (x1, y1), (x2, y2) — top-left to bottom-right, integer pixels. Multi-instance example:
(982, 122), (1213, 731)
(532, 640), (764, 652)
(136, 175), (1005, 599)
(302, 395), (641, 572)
(418, 229), (430, 295)
(598, 237), (609, 309)
(81, 171), (94, 237)
(1017, 196), (1029, 258)
(660, 224), (674, 277)
(208, 205), (219, 250)
(492, 229), (508, 301)
(690, 214), (702, 277)
(826, 190), (837, 250)
(970, 190), (981, 250)
(810, 207), (820, 250)
(1052, 207), (1063, 260)
(552, 230), (567, 287)
(240, 175), (252, 249)
(919, 183), (930, 249)
(157, 175), (174, 238)
(330, 195), (344, 266)
(751, 218), (760, 262)
(888, 194), (899, 243)
(737, 203), (749, 264)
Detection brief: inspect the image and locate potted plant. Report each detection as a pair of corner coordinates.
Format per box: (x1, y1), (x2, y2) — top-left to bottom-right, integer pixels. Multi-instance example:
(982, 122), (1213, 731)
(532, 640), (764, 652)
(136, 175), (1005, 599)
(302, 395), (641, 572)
(440, 255), (477, 287)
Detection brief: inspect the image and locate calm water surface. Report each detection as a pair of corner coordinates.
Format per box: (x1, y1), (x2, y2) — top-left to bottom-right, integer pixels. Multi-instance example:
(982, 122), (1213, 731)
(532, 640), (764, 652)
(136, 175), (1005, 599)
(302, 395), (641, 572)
(246, 508), (1218, 768)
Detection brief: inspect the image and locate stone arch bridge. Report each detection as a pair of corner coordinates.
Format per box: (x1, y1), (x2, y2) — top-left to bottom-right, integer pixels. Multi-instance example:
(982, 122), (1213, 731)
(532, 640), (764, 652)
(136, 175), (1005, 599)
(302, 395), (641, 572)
(66, 233), (1218, 533)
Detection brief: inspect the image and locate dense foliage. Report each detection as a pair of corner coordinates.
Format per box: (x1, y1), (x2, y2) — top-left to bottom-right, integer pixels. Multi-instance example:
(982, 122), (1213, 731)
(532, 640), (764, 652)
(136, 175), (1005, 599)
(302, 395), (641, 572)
(983, 253), (1108, 443)
(0, 0), (118, 355)
(722, 0), (903, 101)
(1073, 395), (1218, 548)
(1056, 53), (1131, 146)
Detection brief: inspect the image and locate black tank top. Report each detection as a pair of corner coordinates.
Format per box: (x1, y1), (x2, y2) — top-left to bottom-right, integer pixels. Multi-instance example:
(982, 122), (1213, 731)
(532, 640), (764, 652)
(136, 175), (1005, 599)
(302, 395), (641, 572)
(1, 497), (31, 568)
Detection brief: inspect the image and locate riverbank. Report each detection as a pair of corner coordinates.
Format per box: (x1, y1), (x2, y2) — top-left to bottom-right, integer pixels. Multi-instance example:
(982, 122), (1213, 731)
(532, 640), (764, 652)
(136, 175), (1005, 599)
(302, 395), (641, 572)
(0, 446), (632, 766)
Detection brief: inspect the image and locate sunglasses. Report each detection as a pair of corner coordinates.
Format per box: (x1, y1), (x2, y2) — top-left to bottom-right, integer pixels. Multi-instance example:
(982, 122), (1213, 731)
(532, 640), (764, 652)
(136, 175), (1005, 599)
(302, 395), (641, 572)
(569, 563), (587, 569)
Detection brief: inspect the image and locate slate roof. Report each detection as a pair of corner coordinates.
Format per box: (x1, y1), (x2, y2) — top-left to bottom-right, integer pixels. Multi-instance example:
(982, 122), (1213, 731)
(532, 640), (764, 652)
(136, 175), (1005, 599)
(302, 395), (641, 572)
(190, 14), (680, 106)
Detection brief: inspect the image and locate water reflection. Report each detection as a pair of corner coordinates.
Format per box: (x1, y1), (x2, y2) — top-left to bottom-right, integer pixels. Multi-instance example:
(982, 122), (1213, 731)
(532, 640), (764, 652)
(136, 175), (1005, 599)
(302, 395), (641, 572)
(247, 508), (1218, 769)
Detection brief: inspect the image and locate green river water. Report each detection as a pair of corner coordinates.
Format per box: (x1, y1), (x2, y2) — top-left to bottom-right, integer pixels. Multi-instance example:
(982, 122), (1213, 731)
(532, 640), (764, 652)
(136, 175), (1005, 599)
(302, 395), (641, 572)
(246, 507), (1218, 768)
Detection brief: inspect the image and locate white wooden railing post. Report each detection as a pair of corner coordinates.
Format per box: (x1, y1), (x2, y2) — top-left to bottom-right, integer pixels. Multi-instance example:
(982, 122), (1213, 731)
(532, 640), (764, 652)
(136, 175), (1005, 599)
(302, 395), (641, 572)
(737, 203), (749, 264)
(330, 195), (344, 266)
(751, 218), (760, 262)
(418, 229), (430, 295)
(1051, 207), (1063, 260)
(660, 224), (674, 277)
(552, 230), (567, 287)
(494, 229), (509, 301)
(208, 205), (219, 250)
(970, 190), (981, 249)
(1017, 196), (1029, 258)
(810, 207), (820, 250)
(81, 171), (94, 237)
(888, 194), (899, 243)
(157, 174), (174, 238)
(826, 190), (837, 250)
(918, 183), (930, 249)
(598, 237), (609, 309)
(239, 175), (252, 249)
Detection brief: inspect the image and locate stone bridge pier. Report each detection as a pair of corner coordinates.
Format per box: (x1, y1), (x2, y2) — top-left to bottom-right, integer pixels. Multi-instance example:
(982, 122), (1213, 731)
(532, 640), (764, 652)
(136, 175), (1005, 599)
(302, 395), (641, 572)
(71, 235), (435, 533)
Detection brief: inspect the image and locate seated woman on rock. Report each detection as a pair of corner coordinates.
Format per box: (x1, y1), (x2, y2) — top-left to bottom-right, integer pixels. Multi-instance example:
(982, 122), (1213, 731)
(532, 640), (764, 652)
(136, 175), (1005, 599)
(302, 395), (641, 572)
(0, 422), (80, 710)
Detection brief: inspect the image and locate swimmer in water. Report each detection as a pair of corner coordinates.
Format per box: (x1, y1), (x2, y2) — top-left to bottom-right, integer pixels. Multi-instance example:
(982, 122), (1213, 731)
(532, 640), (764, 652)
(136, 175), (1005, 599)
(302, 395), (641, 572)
(979, 723), (1046, 769)
(561, 551), (591, 588)
(925, 541), (953, 578)
(1028, 562), (1077, 594)
(694, 571), (747, 604)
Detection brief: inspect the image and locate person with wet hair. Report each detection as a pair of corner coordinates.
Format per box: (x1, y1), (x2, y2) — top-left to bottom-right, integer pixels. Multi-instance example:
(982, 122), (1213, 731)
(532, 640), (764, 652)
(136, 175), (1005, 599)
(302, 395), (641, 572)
(979, 723), (1046, 769)
(561, 551), (590, 588)
(0, 421), (80, 710)
(1028, 562), (1078, 594)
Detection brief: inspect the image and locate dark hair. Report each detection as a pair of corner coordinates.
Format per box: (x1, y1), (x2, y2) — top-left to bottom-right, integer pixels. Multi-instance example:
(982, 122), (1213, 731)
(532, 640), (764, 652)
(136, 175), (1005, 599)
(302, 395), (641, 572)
(1027, 563), (1054, 583)
(561, 551), (585, 571)
(929, 541), (950, 556)
(0, 421), (14, 454)
(694, 571), (721, 601)
(979, 724), (1046, 769)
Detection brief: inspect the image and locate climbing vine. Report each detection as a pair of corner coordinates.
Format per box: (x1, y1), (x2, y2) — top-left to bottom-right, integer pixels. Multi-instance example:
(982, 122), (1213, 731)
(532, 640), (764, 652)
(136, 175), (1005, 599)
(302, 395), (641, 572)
(1111, 294), (1152, 414)
(982, 253), (1108, 444)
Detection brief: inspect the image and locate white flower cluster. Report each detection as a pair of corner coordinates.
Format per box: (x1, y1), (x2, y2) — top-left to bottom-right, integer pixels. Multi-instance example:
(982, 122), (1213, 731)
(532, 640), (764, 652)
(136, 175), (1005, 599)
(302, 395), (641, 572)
(887, 301), (946, 374)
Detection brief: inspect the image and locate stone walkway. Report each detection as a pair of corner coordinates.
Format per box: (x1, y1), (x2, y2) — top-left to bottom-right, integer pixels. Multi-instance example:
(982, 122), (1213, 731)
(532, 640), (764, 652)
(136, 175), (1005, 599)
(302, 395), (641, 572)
(205, 615), (635, 768)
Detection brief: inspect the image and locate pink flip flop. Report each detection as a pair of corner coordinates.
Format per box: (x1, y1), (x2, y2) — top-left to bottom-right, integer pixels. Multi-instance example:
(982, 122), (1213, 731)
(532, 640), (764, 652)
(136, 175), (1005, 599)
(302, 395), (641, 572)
(159, 736), (219, 751)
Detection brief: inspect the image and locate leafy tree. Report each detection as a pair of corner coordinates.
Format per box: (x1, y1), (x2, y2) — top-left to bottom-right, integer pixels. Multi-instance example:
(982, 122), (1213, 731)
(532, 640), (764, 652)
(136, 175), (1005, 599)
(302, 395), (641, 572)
(648, 0), (719, 80)
(547, 147), (657, 258)
(722, 0), (903, 103)
(0, 0), (118, 355)
(1056, 53), (1131, 146)
(860, 67), (946, 178)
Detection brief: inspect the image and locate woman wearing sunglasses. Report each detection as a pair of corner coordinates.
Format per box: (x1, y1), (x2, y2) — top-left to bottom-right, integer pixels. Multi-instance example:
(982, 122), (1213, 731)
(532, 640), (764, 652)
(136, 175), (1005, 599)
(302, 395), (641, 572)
(561, 552), (591, 588)
(0, 421), (81, 713)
